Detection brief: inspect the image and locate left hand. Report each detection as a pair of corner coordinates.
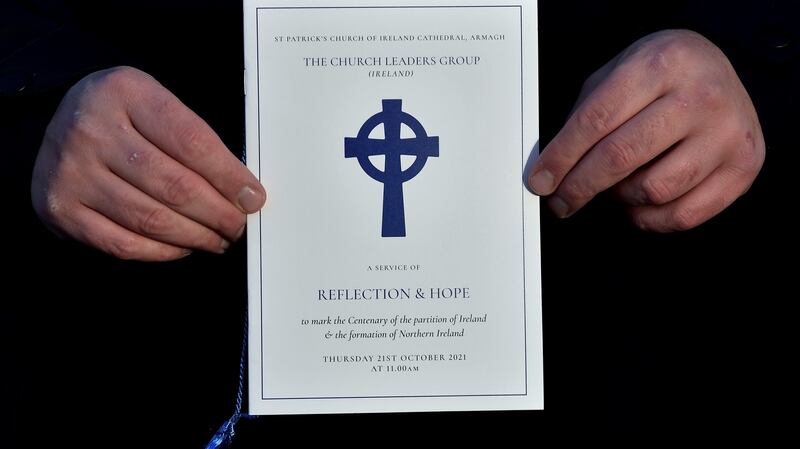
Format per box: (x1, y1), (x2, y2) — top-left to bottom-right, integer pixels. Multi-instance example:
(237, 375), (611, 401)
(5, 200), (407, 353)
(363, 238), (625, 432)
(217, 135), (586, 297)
(528, 30), (765, 231)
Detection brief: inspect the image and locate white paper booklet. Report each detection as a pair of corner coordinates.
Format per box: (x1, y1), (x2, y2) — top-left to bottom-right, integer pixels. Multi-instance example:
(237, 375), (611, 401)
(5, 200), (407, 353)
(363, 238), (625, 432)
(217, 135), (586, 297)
(244, 0), (542, 414)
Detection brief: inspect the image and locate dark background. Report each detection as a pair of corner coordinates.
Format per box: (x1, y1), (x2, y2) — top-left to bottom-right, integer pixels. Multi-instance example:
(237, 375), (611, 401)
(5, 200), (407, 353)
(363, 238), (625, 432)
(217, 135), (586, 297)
(2, 1), (797, 446)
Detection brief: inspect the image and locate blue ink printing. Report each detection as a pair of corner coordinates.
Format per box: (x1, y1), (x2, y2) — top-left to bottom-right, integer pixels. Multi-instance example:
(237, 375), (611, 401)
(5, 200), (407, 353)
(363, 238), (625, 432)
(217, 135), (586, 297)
(345, 99), (439, 237)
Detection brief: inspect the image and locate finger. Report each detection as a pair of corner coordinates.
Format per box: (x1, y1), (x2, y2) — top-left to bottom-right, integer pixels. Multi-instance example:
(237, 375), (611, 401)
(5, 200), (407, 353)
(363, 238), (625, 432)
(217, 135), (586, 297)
(104, 132), (246, 241)
(615, 134), (726, 206)
(628, 164), (752, 232)
(547, 95), (693, 217)
(67, 203), (191, 261)
(126, 82), (266, 213)
(84, 171), (231, 254)
(528, 49), (669, 196)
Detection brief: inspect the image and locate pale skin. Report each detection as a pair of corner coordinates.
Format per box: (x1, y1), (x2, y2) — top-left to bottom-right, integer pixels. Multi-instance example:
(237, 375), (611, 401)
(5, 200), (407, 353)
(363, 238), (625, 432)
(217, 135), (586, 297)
(31, 67), (267, 261)
(529, 30), (764, 230)
(32, 30), (764, 261)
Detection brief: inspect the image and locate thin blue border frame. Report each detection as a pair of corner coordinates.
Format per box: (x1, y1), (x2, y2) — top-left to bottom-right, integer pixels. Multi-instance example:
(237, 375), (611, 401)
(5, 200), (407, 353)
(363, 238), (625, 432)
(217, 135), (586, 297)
(256, 4), (528, 401)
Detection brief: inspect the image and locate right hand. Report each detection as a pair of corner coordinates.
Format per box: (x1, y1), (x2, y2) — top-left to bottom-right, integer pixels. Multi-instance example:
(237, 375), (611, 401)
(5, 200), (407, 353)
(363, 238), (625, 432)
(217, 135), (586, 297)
(31, 66), (266, 261)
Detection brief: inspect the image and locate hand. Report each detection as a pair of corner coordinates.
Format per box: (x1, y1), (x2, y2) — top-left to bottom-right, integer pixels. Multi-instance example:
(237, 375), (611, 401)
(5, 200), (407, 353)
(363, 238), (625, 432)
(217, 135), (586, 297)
(31, 66), (266, 261)
(528, 30), (765, 231)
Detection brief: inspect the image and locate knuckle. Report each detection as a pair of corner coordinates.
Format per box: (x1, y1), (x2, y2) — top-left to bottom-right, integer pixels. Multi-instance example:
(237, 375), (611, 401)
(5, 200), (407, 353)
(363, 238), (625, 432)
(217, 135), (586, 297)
(669, 206), (698, 231)
(104, 235), (140, 260)
(599, 136), (638, 173)
(692, 80), (725, 111)
(641, 177), (672, 205)
(576, 102), (614, 137)
(139, 207), (174, 237)
(734, 131), (765, 176)
(85, 66), (158, 111)
(33, 186), (67, 227)
(32, 161), (77, 226)
(721, 164), (754, 189)
(176, 124), (212, 160)
(675, 159), (703, 188)
(61, 103), (127, 148)
(67, 108), (101, 142)
(651, 31), (695, 62)
(95, 66), (144, 94)
(43, 190), (66, 224)
(635, 31), (704, 79)
(162, 172), (200, 207)
(644, 47), (672, 75)
(559, 180), (591, 205)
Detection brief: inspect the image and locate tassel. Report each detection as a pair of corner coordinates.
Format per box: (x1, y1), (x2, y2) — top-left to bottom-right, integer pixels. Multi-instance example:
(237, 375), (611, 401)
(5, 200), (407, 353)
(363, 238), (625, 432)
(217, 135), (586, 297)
(205, 417), (236, 449)
(205, 312), (251, 448)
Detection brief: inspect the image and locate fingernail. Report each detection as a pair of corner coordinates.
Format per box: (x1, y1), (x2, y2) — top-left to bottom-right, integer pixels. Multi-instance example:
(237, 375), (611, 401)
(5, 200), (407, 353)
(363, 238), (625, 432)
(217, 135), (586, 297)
(549, 196), (571, 219)
(220, 239), (231, 253)
(178, 249), (193, 259)
(529, 169), (555, 195)
(238, 186), (265, 213)
(235, 224), (246, 240)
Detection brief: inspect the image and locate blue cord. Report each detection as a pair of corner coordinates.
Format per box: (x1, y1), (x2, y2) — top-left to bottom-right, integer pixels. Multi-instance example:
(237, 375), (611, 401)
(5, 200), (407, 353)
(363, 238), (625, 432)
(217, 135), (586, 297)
(205, 313), (252, 449)
(206, 145), (256, 448)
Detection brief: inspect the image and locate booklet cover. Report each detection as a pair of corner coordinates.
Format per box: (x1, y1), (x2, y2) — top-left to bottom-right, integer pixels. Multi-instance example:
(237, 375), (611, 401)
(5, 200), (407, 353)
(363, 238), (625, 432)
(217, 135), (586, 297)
(244, 0), (542, 414)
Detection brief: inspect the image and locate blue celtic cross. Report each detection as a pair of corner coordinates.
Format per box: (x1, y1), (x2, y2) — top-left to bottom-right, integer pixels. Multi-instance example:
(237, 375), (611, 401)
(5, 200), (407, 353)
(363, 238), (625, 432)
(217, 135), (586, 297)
(345, 100), (439, 237)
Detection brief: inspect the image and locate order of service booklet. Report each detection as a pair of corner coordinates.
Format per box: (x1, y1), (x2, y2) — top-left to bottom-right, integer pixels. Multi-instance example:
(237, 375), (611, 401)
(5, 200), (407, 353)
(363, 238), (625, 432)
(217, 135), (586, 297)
(244, 0), (542, 414)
